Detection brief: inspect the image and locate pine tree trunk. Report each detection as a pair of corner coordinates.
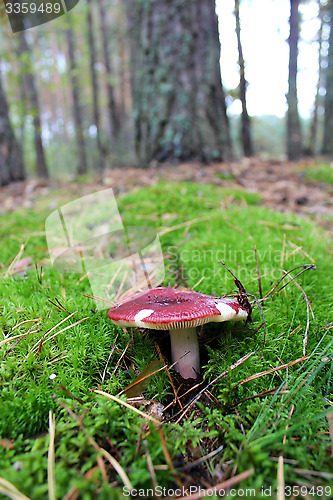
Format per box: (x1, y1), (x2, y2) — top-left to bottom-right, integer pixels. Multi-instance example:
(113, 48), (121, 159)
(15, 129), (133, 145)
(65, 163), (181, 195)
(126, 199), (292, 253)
(125, 0), (232, 166)
(322, 0), (333, 155)
(98, 0), (120, 139)
(0, 72), (25, 186)
(87, 0), (104, 171)
(66, 24), (88, 176)
(235, 0), (254, 157)
(19, 32), (49, 178)
(307, 3), (323, 156)
(287, 0), (302, 160)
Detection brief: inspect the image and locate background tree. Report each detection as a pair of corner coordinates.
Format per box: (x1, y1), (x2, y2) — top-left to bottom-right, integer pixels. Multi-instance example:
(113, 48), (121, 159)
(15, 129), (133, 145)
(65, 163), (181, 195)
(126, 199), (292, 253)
(287, 0), (302, 160)
(322, 0), (333, 156)
(306, 0), (325, 156)
(98, 0), (120, 140)
(18, 31), (49, 178)
(87, 0), (104, 170)
(66, 20), (88, 175)
(125, 0), (232, 166)
(235, 0), (254, 157)
(0, 70), (25, 186)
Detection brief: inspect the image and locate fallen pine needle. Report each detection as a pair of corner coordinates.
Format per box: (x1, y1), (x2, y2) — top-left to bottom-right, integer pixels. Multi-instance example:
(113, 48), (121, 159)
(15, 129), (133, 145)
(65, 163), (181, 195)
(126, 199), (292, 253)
(236, 355), (311, 387)
(92, 390), (161, 425)
(30, 311), (77, 352)
(0, 477), (31, 500)
(0, 330), (36, 348)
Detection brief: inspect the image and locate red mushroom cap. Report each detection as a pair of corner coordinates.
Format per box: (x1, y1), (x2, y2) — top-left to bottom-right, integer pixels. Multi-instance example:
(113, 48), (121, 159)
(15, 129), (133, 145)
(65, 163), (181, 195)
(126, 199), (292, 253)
(107, 287), (248, 329)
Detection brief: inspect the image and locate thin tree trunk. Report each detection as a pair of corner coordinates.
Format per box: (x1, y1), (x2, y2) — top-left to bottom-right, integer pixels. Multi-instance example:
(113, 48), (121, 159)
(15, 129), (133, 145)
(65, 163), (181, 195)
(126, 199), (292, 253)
(125, 0), (232, 166)
(19, 32), (49, 178)
(235, 0), (254, 157)
(287, 0), (302, 160)
(98, 0), (120, 139)
(87, 0), (104, 171)
(0, 70), (25, 186)
(307, 2), (323, 156)
(66, 24), (88, 175)
(322, 0), (333, 155)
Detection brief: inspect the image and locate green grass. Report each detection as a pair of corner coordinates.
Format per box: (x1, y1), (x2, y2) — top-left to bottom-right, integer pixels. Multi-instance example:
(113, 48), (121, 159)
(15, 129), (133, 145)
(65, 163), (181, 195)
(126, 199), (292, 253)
(300, 161), (333, 185)
(0, 182), (332, 499)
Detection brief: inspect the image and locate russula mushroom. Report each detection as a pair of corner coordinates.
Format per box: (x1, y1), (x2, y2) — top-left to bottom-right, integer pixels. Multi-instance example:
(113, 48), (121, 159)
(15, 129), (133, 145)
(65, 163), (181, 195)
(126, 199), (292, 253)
(107, 287), (248, 380)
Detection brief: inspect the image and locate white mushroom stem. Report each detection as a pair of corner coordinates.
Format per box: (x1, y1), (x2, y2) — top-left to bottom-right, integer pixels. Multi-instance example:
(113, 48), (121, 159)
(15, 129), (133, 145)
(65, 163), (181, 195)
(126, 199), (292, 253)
(169, 327), (200, 379)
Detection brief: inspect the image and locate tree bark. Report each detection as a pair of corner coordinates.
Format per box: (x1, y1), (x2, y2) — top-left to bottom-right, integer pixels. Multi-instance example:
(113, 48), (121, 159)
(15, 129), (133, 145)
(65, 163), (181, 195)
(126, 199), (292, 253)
(235, 0), (254, 157)
(0, 71), (25, 186)
(98, 0), (120, 139)
(66, 24), (88, 175)
(287, 0), (302, 160)
(125, 0), (232, 166)
(19, 32), (49, 178)
(87, 0), (104, 171)
(322, 0), (333, 155)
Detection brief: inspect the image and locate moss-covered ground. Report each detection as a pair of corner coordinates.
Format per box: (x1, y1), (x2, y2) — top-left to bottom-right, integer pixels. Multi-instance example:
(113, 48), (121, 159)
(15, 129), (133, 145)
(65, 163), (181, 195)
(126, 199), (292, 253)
(0, 182), (332, 499)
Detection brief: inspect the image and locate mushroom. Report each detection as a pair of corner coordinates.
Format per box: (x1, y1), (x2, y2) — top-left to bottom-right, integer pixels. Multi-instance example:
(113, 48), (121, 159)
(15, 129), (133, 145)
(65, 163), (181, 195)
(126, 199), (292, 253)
(107, 287), (248, 380)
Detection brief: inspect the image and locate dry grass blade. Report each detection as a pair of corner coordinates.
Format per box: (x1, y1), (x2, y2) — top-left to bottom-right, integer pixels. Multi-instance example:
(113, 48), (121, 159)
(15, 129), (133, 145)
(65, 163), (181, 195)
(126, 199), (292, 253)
(277, 405), (294, 500)
(12, 318), (41, 330)
(158, 215), (215, 237)
(112, 339), (131, 375)
(4, 242), (25, 278)
(280, 270), (314, 355)
(57, 399), (133, 490)
(0, 478), (31, 500)
(236, 355), (311, 387)
(48, 412), (56, 500)
(31, 316), (89, 354)
(0, 329), (36, 348)
(30, 311), (77, 352)
(143, 440), (158, 491)
(172, 468), (255, 500)
(277, 455), (285, 500)
(101, 334), (118, 383)
(92, 390), (161, 425)
(82, 293), (115, 306)
(232, 386), (289, 406)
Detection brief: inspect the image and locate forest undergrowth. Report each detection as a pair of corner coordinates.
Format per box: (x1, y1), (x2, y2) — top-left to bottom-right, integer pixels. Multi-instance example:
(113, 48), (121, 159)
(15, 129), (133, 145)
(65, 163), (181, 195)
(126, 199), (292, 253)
(0, 180), (332, 499)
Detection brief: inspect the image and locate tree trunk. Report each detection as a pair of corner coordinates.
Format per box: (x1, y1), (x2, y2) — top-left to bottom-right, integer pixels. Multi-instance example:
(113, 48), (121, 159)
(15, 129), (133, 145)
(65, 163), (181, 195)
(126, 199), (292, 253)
(322, 0), (333, 155)
(66, 24), (88, 175)
(125, 0), (232, 166)
(87, 0), (104, 171)
(235, 0), (254, 157)
(0, 71), (25, 186)
(287, 0), (302, 160)
(19, 32), (49, 178)
(98, 0), (120, 140)
(306, 2), (324, 156)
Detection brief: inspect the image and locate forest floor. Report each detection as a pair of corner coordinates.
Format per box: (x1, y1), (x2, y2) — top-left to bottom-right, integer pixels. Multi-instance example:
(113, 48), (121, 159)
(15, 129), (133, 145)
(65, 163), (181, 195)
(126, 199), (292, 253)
(1, 158), (333, 234)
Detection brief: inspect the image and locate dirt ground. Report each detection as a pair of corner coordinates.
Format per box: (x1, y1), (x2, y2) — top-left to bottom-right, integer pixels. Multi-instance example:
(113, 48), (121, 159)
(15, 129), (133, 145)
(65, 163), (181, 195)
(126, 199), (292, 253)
(1, 158), (333, 235)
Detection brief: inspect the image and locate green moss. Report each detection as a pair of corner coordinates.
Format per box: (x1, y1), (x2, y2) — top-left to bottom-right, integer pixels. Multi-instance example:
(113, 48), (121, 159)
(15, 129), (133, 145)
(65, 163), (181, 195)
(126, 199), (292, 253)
(0, 181), (332, 497)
